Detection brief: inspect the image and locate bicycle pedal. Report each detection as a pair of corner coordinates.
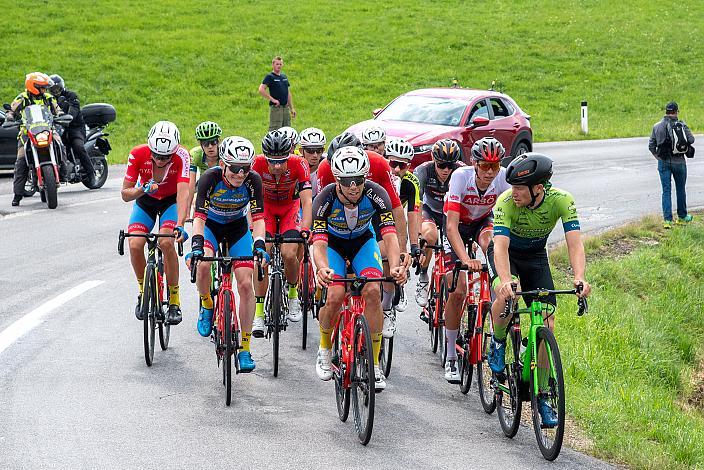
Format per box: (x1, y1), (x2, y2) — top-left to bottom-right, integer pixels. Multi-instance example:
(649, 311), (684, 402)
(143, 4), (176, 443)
(447, 378), (461, 385)
(419, 312), (429, 324)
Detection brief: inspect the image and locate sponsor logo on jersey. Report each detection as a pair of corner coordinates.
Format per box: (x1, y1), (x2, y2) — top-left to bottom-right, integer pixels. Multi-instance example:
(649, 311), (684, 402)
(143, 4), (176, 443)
(380, 212), (393, 223)
(313, 220), (326, 230)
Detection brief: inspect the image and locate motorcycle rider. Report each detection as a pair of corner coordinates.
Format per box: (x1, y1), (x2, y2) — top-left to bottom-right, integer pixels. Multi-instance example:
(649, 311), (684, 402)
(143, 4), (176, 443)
(48, 74), (97, 187)
(5, 72), (63, 207)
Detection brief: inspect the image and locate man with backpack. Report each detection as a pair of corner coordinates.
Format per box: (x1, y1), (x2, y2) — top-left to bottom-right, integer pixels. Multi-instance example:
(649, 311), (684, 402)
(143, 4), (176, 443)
(648, 101), (695, 228)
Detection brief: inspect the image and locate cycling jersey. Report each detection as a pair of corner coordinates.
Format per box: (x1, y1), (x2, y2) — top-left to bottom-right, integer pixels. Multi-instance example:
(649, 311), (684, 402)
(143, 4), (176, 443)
(317, 150), (402, 209)
(310, 169), (320, 198)
(493, 187), (581, 253)
(311, 181), (396, 243)
(444, 166), (510, 224)
(189, 146), (215, 175)
(397, 172), (421, 213)
(124, 144), (191, 200)
(252, 155), (311, 203)
(414, 160), (464, 216)
(193, 167), (264, 225)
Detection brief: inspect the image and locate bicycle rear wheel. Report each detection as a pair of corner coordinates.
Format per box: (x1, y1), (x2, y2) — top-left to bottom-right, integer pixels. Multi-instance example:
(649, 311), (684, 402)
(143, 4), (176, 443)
(351, 315), (375, 445)
(429, 278), (443, 353)
(142, 269), (156, 367)
(531, 327), (565, 461)
(333, 320), (350, 422)
(271, 273), (282, 377)
(379, 336), (393, 379)
(497, 330), (522, 438)
(223, 290), (233, 406)
(477, 307), (496, 414)
(158, 265), (170, 350)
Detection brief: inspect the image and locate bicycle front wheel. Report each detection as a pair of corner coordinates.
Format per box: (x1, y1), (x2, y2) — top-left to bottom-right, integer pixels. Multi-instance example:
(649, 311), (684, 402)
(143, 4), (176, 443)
(430, 277), (446, 355)
(497, 330), (522, 438)
(271, 273), (282, 377)
(301, 262), (311, 350)
(142, 269), (156, 367)
(351, 315), (375, 445)
(530, 327), (565, 461)
(379, 336), (393, 379)
(477, 307), (496, 414)
(333, 320), (350, 422)
(223, 290), (234, 406)
(158, 269), (170, 351)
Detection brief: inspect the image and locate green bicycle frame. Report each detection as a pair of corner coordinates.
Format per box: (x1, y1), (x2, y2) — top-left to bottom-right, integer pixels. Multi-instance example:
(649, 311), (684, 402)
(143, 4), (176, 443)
(519, 300), (557, 395)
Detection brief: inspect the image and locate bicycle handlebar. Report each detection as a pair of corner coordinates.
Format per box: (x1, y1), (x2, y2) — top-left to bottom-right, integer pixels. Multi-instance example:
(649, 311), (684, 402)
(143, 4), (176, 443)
(501, 282), (588, 318)
(447, 260), (488, 293)
(190, 255), (264, 284)
(265, 231), (309, 245)
(118, 230), (183, 256)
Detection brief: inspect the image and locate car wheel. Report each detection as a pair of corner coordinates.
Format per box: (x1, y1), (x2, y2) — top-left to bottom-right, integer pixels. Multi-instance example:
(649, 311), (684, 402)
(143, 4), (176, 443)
(503, 140), (531, 167)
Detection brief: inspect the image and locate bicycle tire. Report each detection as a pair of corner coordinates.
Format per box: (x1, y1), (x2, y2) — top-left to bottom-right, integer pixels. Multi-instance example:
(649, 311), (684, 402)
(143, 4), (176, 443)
(224, 290), (233, 406)
(430, 277), (441, 353)
(379, 336), (393, 379)
(142, 268), (156, 367)
(351, 315), (375, 445)
(158, 265), (170, 351)
(477, 308), (497, 414)
(497, 330), (522, 438)
(459, 349), (473, 394)
(531, 327), (565, 461)
(301, 261), (311, 350)
(334, 319), (350, 422)
(271, 273), (282, 377)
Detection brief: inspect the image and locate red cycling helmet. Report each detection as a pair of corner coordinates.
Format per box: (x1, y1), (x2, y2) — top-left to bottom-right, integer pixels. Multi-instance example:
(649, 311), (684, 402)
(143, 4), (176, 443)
(471, 137), (505, 163)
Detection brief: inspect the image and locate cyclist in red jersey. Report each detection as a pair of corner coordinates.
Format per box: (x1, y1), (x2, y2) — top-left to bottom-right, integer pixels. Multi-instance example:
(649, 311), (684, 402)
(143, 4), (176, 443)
(252, 130), (313, 333)
(121, 121), (191, 325)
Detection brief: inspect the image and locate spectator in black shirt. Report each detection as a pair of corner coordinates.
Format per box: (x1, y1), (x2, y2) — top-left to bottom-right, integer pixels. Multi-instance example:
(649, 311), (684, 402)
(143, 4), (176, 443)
(258, 56), (296, 131)
(49, 75), (96, 186)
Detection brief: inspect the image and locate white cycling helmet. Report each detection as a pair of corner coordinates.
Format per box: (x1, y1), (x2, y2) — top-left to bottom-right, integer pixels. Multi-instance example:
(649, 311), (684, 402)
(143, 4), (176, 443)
(219, 136), (255, 165)
(299, 127), (327, 148)
(331, 146), (370, 178)
(361, 125), (386, 145)
(148, 121), (180, 156)
(385, 138), (414, 163)
(278, 126), (299, 146)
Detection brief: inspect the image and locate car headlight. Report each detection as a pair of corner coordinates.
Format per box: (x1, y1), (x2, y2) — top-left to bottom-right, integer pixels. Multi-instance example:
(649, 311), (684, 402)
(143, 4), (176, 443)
(413, 144), (433, 153)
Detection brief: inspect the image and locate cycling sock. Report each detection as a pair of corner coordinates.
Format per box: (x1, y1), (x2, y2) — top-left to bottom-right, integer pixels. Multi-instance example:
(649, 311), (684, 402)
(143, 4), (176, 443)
(241, 331), (251, 352)
(319, 326), (333, 349)
(288, 283), (298, 299)
(419, 270), (429, 283)
(381, 287), (394, 311)
(445, 328), (459, 360)
(255, 296), (264, 318)
(493, 324), (508, 342)
(372, 333), (382, 366)
(137, 278), (144, 294)
(200, 293), (213, 310)
(168, 285), (180, 306)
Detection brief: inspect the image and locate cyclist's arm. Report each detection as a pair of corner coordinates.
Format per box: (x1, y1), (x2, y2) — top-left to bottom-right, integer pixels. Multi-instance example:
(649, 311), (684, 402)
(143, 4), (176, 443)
(565, 230), (586, 281)
(492, 234), (512, 284)
(408, 210), (421, 248)
(193, 216), (205, 238)
(187, 170), (197, 215)
(311, 184), (334, 272)
(175, 182), (190, 227)
(445, 210), (472, 266)
(121, 178), (144, 202)
(392, 205), (408, 252)
(299, 188), (313, 230)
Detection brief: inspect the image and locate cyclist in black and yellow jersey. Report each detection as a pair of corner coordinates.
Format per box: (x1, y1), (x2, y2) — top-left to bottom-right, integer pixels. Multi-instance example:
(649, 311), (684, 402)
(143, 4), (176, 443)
(487, 153), (591, 426)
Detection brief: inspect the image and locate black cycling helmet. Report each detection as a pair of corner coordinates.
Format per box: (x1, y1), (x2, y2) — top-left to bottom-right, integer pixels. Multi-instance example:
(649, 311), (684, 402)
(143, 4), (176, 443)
(431, 139), (463, 163)
(48, 74), (65, 97)
(261, 130), (292, 157)
(326, 132), (363, 161)
(505, 153), (553, 186)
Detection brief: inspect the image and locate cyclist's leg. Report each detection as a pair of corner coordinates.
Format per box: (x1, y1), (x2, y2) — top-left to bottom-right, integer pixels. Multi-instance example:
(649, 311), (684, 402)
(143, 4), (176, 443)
(486, 241), (519, 341)
(127, 200), (157, 290)
(443, 224), (471, 367)
(318, 244), (347, 356)
(230, 227), (255, 344)
(157, 201), (179, 306)
(350, 236), (384, 364)
(419, 206), (439, 271)
(195, 225), (217, 336)
(253, 208), (278, 321)
(280, 200), (302, 287)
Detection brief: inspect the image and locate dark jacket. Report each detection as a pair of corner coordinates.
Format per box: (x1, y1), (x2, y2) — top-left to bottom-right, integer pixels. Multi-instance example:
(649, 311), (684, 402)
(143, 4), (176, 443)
(56, 89), (86, 134)
(648, 115), (694, 162)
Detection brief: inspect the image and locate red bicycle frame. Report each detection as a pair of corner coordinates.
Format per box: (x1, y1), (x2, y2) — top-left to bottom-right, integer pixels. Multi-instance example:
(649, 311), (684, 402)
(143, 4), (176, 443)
(450, 262), (492, 365)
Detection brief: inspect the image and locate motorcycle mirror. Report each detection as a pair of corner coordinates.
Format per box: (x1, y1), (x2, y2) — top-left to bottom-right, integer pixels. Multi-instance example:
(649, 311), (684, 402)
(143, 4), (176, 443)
(3, 103), (10, 111)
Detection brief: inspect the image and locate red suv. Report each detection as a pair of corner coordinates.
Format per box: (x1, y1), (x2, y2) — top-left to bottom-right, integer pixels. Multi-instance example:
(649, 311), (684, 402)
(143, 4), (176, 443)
(346, 87), (532, 168)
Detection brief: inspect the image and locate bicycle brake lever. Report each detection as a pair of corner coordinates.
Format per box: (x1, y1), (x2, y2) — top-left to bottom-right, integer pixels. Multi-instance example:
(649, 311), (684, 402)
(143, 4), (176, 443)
(177, 241), (183, 257)
(118, 230), (125, 256)
(500, 299), (512, 318)
(190, 257), (198, 284)
(577, 297), (588, 316)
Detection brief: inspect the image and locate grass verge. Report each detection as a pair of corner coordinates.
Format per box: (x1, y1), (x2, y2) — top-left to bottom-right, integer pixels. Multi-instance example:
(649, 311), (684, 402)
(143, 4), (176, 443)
(550, 214), (704, 468)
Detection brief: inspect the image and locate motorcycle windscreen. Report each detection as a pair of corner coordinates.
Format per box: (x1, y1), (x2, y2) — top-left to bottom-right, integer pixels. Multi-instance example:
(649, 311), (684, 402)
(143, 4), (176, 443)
(22, 104), (52, 135)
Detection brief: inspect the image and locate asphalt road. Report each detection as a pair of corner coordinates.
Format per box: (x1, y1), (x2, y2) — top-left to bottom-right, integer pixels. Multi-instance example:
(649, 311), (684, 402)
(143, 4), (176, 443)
(1, 136), (700, 469)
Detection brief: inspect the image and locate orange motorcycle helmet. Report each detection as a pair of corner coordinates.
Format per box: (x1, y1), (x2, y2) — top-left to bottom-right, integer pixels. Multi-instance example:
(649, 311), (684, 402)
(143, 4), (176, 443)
(25, 72), (53, 95)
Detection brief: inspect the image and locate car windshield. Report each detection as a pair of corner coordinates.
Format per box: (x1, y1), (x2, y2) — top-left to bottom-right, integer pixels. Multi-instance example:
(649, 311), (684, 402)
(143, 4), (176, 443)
(377, 95), (467, 126)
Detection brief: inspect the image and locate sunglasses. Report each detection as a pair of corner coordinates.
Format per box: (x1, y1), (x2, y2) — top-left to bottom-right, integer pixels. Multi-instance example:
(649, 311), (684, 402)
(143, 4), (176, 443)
(228, 164), (251, 175)
(389, 161), (409, 170)
(266, 157), (288, 165)
(303, 147), (325, 154)
(338, 176), (366, 187)
(151, 153), (171, 162)
(476, 161), (501, 171)
(201, 139), (219, 147)
(435, 161), (455, 170)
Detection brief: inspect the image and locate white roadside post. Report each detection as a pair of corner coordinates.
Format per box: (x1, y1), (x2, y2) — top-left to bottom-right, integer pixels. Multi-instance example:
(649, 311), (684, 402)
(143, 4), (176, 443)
(581, 101), (588, 134)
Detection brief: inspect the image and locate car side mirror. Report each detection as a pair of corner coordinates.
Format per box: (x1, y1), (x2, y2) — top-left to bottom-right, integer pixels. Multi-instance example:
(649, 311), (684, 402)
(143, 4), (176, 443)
(469, 116), (490, 128)
(372, 108), (382, 117)
(3, 103), (10, 111)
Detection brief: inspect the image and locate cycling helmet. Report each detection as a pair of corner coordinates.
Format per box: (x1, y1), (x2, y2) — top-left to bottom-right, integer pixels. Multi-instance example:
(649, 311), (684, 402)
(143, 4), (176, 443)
(261, 130), (292, 157)
(505, 153), (553, 186)
(299, 127), (327, 148)
(195, 121), (222, 141)
(219, 136), (255, 165)
(361, 125), (386, 145)
(331, 146), (370, 178)
(431, 139), (463, 163)
(148, 121), (181, 156)
(48, 74), (65, 96)
(471, 137), (505, 163)
(25, 72), (53, 96)
(385, 138), (414, 163)
(326, 132), (363, 160)
(278, 126), (299, 146)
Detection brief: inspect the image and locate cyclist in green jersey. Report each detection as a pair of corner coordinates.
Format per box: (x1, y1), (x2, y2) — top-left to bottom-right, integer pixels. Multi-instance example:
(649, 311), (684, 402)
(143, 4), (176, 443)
(188, 121), (223, 209)
(487, 153), (591, 426)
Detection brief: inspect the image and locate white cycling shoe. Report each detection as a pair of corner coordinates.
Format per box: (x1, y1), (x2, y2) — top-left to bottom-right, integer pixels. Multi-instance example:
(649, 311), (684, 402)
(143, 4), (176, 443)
(445, 359), (461, 383)
(252, 316), (265, 338)
(374, 366), (386, 391)
(415, 280), (429, 308)
(288, 298), (302, 322)
(395, 287), (407, 312)
(316, 347), (333, 381)
(382, 310), (396, 338)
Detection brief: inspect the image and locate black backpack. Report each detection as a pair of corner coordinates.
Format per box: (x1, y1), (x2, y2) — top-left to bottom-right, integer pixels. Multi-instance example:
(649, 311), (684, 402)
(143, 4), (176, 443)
(663, 120), (695, 158)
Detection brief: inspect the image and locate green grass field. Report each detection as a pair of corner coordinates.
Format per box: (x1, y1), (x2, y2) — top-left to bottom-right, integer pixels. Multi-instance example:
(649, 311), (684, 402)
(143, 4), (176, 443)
(1, 0), (702, 163)
(550, 215), (704, 468)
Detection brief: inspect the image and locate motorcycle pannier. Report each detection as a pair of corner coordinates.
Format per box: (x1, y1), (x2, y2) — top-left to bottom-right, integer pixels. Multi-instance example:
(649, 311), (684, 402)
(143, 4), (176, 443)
(81, 103), (116, 127)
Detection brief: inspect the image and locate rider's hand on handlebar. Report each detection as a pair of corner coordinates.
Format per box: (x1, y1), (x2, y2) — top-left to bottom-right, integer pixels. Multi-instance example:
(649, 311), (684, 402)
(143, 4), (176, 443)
(574, 279), (591, 298)
(253, 239), (270, 268)
(461, 258), (482, 272)
(390, 266), (407, 285)
(399, 252), (412, 271)
(316, 267), (335, 287)
(173, 225), (188, 244)
(141, 180), (158, 195)
(496, 280), (516, 301)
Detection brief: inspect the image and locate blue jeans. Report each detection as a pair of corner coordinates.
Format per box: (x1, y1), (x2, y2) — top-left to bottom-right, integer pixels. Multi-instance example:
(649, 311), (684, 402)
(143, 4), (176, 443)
(658, 159), (688, 221)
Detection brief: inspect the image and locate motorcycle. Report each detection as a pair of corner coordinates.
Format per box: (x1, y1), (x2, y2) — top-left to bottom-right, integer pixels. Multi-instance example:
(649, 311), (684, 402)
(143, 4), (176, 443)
(2, 103), (72, 209)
